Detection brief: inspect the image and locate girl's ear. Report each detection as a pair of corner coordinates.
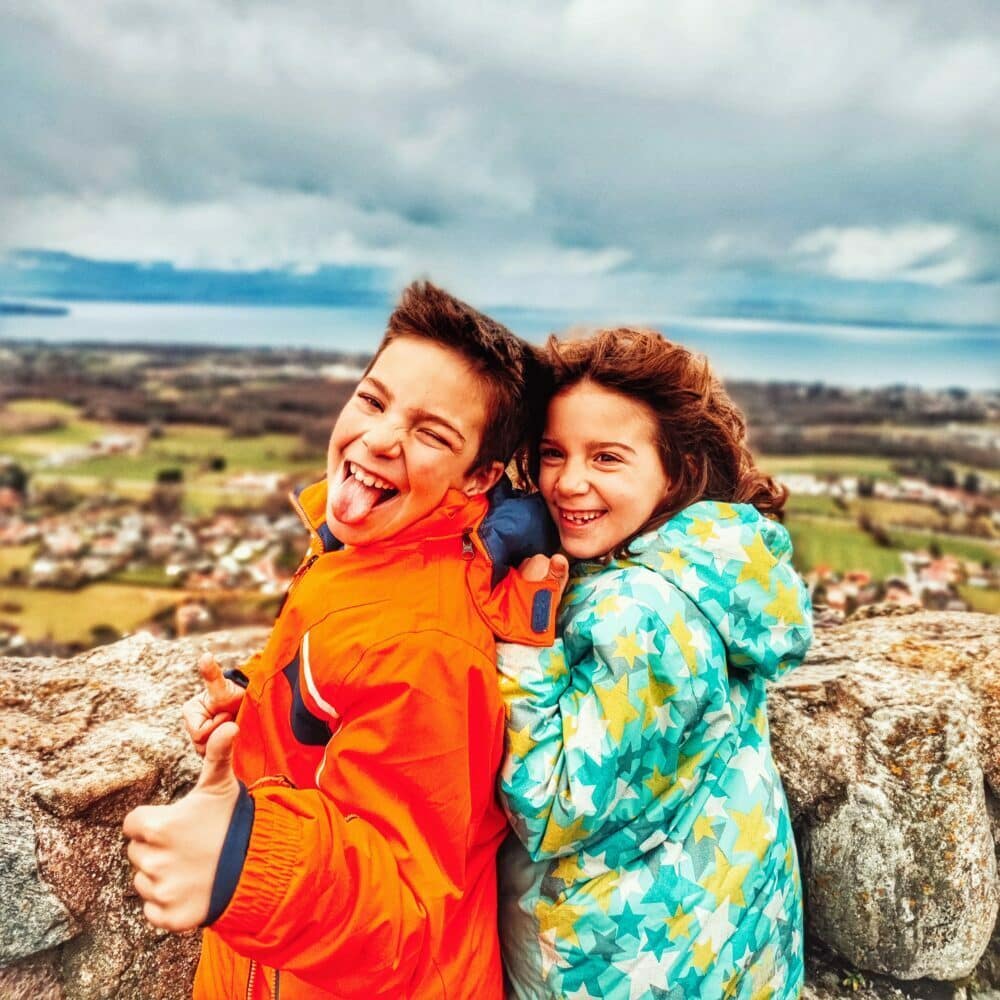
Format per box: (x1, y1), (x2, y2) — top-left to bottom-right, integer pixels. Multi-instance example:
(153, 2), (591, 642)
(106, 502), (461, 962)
(462, 461), (505, 497)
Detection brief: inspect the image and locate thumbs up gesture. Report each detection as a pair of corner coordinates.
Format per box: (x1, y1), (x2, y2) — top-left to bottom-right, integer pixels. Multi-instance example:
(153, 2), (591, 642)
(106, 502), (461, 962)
(123, 723), (241, 931)
(518, 552), (570, 598)
(183, 652), (246, 755)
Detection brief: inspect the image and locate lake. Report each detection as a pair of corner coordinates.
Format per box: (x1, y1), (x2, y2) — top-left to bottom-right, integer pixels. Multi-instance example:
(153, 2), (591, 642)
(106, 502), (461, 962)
(1, 300), (997, 389)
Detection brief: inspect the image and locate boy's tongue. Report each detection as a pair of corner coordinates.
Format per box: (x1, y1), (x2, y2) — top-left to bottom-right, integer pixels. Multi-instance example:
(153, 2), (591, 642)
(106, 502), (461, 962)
(330, 474), (386, 524)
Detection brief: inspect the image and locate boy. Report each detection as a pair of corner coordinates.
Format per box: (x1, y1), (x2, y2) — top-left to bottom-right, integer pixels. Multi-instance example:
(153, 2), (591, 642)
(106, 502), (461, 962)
(123, 282), (566, 999)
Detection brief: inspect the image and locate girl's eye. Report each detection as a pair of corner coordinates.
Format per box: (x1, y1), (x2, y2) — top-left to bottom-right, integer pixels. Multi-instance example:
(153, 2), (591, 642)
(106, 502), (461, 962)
(357, 392), (384, 411)
(595, 453), (622, 465)
(538, 447), (563, 461)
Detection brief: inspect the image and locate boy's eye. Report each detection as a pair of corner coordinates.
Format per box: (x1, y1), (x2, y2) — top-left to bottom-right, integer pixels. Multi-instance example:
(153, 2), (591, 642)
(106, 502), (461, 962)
(419, 428), (448, 446)
(538, 447), (563, 461)
(595, 452), (622, 465)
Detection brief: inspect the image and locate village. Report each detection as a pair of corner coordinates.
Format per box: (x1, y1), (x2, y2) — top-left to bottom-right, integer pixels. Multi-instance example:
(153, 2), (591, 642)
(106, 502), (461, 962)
(0, 448), (996, 656)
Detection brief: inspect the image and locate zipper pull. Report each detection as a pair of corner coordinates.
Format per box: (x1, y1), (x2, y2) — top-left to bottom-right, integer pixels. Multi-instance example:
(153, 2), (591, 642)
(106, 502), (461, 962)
(461, 530), (474, 560)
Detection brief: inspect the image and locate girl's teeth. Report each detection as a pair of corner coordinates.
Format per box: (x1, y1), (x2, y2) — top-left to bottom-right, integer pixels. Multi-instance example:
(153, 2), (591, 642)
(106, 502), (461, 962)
(564, 511), (602, 523)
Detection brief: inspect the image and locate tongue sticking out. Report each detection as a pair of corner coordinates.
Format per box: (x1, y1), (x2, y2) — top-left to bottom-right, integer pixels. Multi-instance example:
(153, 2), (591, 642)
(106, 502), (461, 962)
(329, 474), (389, 524)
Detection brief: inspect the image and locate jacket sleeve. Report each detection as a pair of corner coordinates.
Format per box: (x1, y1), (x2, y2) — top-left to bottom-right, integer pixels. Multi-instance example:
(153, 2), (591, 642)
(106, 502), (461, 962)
(210, 629), (504, 995)
(497, 567), (715, 861)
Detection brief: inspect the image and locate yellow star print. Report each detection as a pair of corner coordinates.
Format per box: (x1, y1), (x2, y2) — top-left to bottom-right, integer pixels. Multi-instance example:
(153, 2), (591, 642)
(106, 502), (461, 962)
(544, 648), (568, 681)
(722, 969), (742, 999)
(507, 723), (536, 760)
(688, 517), (718, 542)
(676, 750), (705, 788)
(692, 937), (718, 973)
(737, 532), (778, 589)
(692, 814), (717, 843)
(666, 904), (696, 942)
(549, 853), (585, 885)
(536, 899), (589, 948)
(612, 631), (646, 668)
(764, 580), (805, 624)
(595, 592), (623, 617)
(730, 803), (774, 861)
(668, 612), (698, 674)
(644, 763), (673, 798)
(659, 547), (687, 575)
(639, 675), (679, 727)
(540, 813), (591, 856)
(594, 674), (640, 742)
(702, 847), (751, 908)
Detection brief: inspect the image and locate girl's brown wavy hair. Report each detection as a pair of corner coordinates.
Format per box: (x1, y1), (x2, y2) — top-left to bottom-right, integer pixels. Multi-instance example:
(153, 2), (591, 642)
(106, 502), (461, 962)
(533, 328), (786, 555)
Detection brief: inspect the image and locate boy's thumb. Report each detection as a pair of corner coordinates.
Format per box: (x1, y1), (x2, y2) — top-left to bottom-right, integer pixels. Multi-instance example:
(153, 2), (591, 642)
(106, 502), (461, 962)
(199, 653), (229, 700)
(548, 554), (569, 582)
(547, 554), (570, 599)
(197, 722), (239, 791)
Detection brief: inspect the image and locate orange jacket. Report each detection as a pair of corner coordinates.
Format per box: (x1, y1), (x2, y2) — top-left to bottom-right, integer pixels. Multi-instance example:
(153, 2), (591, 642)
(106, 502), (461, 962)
(194, 480), (558, 1000)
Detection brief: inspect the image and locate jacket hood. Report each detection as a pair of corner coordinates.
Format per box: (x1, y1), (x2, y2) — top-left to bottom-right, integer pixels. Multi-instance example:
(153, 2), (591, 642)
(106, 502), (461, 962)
(623, 500), (812, 679)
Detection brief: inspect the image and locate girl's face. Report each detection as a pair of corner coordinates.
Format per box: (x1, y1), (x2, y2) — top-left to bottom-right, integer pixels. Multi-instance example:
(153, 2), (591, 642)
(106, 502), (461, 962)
(538, 380), (670, 560)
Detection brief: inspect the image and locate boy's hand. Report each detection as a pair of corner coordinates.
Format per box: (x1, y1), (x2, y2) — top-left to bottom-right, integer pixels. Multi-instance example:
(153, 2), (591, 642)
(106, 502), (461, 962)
(518, 553), (570, 600)
(123, 722), (241, 932)
(183, 653), (245, 756)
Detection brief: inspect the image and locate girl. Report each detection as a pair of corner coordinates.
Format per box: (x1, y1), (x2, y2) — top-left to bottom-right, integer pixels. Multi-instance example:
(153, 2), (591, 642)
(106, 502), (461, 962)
(499, 329), (812, 999)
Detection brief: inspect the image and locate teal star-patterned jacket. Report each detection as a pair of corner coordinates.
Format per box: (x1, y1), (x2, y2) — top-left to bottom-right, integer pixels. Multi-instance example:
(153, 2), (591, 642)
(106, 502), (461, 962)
(497, 500), (812, 1000)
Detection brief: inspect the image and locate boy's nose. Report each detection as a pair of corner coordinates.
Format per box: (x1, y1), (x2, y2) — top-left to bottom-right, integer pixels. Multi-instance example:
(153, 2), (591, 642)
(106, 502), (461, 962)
(363, 423), (403, 457)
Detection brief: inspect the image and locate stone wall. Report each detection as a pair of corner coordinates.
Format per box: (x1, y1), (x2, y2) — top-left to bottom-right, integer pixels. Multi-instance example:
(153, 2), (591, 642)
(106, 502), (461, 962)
(1, 611), (998, 999)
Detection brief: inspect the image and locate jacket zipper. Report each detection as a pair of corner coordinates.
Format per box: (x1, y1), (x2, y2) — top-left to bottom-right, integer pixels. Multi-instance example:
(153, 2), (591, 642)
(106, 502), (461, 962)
(244, 961), (280, 999)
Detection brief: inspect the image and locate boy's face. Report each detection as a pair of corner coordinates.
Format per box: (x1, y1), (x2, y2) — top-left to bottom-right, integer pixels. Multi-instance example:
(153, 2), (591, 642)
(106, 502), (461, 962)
(325, 336), (503, 546)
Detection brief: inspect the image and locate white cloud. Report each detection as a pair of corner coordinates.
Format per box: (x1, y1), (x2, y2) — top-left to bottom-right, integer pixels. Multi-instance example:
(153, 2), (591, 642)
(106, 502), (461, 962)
(1, 0), (997, 320)
(790, 224), (979, 285)
(0, 191), (405, 272)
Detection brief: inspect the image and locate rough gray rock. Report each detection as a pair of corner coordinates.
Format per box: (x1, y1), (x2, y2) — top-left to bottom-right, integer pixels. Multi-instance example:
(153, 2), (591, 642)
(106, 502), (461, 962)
(770, 609), (1000, 987)
(0, 629), (267, 1000)
(1, 610), (998, 999)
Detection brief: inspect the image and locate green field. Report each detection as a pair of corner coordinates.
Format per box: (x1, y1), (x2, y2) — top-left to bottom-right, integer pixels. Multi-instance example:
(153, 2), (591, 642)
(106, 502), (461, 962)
(888, 529), (997, 566)
(959, 585), (1000, 615)
(0, 545), (36, 578)
(759, 454), (900, 481)
(0, 583), (183, 644)
(784, 515), (905, 578)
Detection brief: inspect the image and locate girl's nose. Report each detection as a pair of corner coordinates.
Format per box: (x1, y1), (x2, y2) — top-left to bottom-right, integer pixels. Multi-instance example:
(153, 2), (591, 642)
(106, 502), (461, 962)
(555, 461), (589, 497)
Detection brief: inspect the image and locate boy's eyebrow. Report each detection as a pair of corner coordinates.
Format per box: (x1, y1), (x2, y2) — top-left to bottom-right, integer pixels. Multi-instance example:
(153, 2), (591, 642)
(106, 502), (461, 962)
(362, 376), (465, 445)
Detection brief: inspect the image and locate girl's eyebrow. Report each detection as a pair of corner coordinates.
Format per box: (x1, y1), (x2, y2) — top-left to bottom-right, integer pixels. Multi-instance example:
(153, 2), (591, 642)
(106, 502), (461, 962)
(362, 376), (391, 399)
(540, 436), (636, 455)
(593, 440), (636, 454)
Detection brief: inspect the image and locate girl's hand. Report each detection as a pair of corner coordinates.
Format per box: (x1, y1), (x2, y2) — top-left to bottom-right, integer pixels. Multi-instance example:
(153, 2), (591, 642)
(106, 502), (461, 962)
(182, 653), (246, 756)
(124, 723), (241, 931)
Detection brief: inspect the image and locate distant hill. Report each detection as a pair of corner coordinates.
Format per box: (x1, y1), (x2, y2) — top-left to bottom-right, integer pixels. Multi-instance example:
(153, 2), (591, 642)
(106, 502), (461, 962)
(0, 300), (69, 317)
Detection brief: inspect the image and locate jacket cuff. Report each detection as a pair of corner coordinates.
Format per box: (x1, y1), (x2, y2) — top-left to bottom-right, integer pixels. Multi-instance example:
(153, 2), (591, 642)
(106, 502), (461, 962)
(210, 790), (304, 936)
(223, 668), (251, 689)
(205, 781), (254, 925)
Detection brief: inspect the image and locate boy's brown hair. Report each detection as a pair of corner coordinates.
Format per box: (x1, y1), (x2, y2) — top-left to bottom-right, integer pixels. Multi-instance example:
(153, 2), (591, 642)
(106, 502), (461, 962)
(373, 280), (549, 476)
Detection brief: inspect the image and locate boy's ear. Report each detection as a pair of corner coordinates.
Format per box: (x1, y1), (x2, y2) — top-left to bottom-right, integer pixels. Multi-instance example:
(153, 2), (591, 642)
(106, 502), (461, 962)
(462, 461), (505, 497)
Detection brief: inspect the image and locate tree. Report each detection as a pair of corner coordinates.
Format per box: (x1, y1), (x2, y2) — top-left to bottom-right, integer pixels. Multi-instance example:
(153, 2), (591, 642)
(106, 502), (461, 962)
(0, 460), (29, 495)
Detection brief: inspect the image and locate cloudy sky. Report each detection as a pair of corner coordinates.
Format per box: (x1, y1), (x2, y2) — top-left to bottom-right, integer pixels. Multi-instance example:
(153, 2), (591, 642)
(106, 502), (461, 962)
(2, 0), (998, 330)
